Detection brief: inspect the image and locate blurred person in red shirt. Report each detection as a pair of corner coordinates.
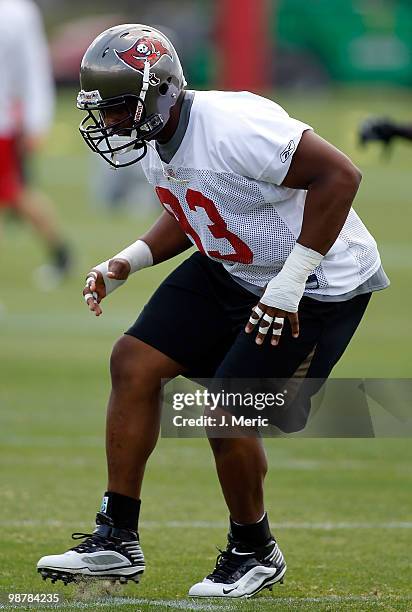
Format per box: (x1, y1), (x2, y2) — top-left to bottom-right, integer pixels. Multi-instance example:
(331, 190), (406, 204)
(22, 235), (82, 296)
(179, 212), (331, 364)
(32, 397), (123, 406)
(0, 0), (71, 287)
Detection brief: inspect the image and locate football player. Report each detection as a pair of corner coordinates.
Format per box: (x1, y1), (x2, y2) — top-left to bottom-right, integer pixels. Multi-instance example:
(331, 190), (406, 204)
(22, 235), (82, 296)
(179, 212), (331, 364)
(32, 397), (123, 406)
(0, 0), (71, 285)
(37, 25), (389, 597)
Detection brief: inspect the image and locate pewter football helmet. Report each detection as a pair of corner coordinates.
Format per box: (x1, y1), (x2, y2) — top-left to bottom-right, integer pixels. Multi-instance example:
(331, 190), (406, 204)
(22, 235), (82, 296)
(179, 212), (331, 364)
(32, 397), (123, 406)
(77, 24), (186, 167)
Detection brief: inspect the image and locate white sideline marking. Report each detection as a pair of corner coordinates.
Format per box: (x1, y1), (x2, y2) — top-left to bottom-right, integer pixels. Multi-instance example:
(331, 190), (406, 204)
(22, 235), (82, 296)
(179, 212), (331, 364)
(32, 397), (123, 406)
(145, 520), (412, 530)
(1, 595), (410, 610)
(0, 599), (228, 611)
(1, 519), (412, 530)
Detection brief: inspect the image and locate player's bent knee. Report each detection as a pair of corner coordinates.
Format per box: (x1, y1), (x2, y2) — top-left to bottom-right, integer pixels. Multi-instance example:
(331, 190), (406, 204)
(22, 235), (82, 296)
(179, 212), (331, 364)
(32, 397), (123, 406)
(209, 436), (268, 475)
(110, 335), (159, 392)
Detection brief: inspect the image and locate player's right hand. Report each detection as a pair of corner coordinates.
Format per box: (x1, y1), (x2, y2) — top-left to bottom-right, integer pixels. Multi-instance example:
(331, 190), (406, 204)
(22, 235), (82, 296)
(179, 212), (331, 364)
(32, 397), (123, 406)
(82, 258), (131, 316)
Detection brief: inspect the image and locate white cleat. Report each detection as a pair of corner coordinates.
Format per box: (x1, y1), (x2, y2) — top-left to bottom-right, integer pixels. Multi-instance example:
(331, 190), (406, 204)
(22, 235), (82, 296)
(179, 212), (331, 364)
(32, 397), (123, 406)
(37, 513), (145, 585)
(189, 536), (286, 598)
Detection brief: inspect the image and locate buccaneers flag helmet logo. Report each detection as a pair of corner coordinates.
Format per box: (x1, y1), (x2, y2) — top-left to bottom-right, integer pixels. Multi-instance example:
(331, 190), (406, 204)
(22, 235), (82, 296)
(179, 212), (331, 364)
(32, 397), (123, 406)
(115, 36), (173, 85)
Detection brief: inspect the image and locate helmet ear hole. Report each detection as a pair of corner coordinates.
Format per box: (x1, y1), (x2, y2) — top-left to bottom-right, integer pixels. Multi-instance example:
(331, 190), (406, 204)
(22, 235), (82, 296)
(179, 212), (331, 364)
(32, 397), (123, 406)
(159, 82), (169, 96)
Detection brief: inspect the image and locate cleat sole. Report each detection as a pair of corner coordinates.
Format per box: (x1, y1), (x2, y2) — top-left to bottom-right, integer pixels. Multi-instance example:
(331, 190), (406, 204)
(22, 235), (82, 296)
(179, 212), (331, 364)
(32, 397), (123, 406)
(37, 567), (143, 586)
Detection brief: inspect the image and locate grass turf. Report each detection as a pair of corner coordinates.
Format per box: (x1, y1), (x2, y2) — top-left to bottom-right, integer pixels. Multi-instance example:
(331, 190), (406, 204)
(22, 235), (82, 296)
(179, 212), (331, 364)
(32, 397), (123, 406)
(0, 87), (411, 611)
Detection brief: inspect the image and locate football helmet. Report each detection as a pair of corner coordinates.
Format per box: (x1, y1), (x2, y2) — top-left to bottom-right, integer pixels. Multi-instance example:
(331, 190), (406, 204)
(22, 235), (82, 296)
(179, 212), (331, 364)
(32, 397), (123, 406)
(77, 24), (186, 167)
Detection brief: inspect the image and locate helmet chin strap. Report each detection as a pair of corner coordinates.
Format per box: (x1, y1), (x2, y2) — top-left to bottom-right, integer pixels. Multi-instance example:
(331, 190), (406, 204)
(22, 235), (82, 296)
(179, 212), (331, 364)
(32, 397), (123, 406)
(111, 61), (151, 168)
(135, 60), (150, 121)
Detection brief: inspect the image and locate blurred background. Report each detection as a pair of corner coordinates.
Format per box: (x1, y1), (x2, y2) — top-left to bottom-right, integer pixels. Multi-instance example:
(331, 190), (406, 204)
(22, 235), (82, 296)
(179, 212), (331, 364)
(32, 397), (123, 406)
(1, 0), (411, 604)
(36, 0), (412, 90)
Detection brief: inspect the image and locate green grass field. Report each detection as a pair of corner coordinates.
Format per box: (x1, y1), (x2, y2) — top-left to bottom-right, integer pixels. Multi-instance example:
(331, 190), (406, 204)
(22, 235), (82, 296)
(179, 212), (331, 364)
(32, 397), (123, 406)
(1, 87), (411, 611)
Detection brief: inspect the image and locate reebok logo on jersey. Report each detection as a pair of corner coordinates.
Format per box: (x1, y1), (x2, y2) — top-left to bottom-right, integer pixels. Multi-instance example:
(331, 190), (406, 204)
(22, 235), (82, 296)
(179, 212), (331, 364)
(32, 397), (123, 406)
(280, 140), (295, 163)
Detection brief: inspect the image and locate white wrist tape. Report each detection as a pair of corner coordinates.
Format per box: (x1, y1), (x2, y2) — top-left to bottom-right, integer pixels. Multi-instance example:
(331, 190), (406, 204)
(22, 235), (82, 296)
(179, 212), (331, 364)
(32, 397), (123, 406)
(92, 239), (153, 296)
(111, 239), (153, 274)
(260, 243), (323, 313)
(88, 262), (127, 296)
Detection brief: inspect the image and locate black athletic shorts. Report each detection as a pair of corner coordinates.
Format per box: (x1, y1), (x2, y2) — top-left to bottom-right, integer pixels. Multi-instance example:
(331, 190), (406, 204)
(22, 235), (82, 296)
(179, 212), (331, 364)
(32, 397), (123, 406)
(126, 252), (370, 390)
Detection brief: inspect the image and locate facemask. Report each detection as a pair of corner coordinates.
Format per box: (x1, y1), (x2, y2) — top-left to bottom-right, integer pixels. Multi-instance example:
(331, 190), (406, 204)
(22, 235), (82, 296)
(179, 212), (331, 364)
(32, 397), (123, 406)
(105, 130), (139, 155)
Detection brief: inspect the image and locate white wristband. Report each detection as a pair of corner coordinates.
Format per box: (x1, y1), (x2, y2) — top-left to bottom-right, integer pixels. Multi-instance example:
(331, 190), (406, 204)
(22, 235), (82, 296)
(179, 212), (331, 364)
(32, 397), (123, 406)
(93, 239), (153, 296)
(260, 243), (323, 313)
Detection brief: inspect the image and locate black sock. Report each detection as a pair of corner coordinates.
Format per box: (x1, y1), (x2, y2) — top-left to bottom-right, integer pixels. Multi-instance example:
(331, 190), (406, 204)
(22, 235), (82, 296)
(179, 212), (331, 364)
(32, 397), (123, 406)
(230, 513), (272, 548)
(100, 491), (141, 531)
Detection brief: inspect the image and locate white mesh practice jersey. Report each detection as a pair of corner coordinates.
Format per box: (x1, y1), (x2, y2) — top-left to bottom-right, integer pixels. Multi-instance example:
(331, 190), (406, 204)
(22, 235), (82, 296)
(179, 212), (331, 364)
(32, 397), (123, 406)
(140, 90), (381, 296)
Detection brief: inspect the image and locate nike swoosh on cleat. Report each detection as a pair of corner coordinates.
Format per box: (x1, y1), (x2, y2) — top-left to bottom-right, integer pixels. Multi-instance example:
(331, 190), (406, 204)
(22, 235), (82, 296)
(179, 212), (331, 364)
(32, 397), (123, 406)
(222, 586), (238, 594)
(231, 548), (253, 555)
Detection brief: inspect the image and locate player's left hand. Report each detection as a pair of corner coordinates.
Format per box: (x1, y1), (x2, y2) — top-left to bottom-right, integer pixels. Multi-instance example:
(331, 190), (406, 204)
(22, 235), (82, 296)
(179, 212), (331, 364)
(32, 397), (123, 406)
(245, 302), (299, 346)
(82, 258), (131, 317)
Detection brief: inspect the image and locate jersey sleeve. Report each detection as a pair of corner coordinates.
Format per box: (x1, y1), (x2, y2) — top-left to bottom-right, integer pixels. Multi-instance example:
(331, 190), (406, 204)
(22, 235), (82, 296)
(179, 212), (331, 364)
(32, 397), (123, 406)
(221, 94), (312, 186)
